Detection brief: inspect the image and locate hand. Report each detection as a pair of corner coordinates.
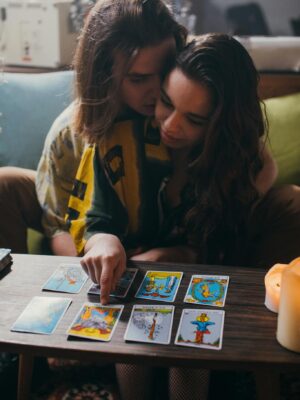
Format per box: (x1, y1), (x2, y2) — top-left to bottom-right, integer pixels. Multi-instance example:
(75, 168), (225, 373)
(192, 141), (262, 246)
(81, 233), (126, 305)
(130, 245), (197, 263)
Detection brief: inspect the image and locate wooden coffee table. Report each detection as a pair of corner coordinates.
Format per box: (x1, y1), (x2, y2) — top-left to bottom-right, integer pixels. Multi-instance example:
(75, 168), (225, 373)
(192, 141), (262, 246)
(0, 254), (299, 400)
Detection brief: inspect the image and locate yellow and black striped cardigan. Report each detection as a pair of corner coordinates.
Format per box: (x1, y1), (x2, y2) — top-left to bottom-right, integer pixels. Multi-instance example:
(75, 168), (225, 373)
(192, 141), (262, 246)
(65, 118), (172, 255)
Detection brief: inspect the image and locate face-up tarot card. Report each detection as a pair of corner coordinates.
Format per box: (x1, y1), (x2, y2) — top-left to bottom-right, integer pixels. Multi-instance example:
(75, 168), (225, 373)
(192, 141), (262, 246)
(135, 271), (183, 302)
(184, 275), (229, 307)
(11, 296), (72, 335)
(67, 303), (124, 341)
(175, 308), (225, 350)
(124, 304), (174, 345)
(42, 264), (88, 294)
(88, 268), (138, 298)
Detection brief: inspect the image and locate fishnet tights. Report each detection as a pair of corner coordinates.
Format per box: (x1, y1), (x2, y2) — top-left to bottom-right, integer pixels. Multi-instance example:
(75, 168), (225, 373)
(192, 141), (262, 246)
(115, 363), (209, 400)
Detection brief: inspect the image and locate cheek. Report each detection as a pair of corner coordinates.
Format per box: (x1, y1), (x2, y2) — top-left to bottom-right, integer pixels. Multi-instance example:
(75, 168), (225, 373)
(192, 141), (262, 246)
(155, 101), (167, 123)
(120, 81), (139, 106)
(188, 126), (207, 144)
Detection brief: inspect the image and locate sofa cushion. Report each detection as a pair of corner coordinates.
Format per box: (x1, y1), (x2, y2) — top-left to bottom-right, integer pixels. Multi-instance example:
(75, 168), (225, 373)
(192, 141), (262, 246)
(265, 92), (300, 186)
(0, 71), (74, 170)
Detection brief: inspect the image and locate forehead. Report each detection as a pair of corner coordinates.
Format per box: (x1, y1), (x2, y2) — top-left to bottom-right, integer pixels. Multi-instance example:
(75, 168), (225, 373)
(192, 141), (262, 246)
(114, 37), (176, 78)
(163, 68), (213, 116)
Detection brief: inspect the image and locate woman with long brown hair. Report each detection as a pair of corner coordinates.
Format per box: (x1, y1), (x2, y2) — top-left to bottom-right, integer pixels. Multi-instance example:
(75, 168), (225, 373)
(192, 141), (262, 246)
(82, 33), (300, 399)
(34, 0), (187, 256)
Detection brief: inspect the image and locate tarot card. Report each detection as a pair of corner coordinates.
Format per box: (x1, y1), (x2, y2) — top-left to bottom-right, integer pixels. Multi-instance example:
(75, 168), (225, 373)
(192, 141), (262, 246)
(67, 302), (124, 341)
(124, 304), (174, 345)
(175, 308), (225, 350)
(135, 270), (183, 302)
(42, 264), (88, 294)
(184, 275), (229, 307)
(11, 296), (72, 335)
(0, 248), (12, 272)
(88, 268), (138, 298)
(0, 248), (11, 261)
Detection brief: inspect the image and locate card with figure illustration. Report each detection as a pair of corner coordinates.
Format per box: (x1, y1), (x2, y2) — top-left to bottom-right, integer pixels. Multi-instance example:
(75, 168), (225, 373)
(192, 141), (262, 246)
(124, 304), (174, 345)
(11, 296), (72, 335)
(135, 271), (183, 302)
(88, 268), (138, 298)
(184, 275), (229, 307)
(67, 303), (124, 341)
(175, 308), (225, 350)
(42, 264), (88, 294)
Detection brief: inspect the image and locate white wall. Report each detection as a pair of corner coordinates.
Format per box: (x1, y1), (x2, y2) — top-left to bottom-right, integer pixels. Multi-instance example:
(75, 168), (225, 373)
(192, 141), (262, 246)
(192, 0), (300, 36)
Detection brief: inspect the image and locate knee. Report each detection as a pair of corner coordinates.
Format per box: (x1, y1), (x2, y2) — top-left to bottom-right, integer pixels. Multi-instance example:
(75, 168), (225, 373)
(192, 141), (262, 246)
(0, 167), (35, 201)
(0, 167), (19, 193)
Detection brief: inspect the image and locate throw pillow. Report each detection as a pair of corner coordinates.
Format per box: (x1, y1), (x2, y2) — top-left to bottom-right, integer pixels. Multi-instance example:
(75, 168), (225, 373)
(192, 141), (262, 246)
(0, 71), (74, 170)
(265, 92), (300, 186)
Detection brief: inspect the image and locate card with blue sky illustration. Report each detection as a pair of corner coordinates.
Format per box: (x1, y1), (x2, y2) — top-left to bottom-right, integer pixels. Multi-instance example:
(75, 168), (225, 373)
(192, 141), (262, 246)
(42, 264), (88, 294)
(184, 275), (229, 307)
(175, 308), (225, 350)
(11, 296), (72, 335)
(135, 270), (183, 302)
(124, 304), (174, 345)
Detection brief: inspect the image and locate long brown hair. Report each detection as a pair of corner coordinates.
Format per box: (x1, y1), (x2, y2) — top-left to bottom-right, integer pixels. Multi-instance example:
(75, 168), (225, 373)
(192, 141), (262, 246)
(177, 34), (267, 263)
(73, 0), (187, 142)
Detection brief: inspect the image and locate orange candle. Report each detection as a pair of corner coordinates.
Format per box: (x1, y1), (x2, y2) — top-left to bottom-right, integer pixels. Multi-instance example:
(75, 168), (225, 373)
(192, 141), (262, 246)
(277, 260), (300, 352)
(264, 263), (288, 313)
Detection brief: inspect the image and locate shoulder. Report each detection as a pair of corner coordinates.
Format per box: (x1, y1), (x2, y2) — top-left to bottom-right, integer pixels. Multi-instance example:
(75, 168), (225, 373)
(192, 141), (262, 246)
(43, 102), (86, 159)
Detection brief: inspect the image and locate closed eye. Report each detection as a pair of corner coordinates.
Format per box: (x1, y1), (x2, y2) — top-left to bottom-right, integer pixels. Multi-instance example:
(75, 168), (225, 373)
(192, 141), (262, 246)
(187, 116), (207, 126)
(128, 76), (146, 84)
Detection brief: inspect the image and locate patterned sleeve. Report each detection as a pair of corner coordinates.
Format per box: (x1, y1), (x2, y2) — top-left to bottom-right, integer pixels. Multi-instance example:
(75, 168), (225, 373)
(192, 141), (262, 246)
(84, 149), (128, 242)
(35, 104), (86, 238)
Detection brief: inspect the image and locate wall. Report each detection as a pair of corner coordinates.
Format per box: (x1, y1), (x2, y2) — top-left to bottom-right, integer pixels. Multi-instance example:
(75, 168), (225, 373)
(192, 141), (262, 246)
(190, 0), (300, 36)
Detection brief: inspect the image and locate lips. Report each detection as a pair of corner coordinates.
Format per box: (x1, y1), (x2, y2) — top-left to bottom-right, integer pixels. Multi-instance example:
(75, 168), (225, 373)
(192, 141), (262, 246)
(161, 128), (179, 144)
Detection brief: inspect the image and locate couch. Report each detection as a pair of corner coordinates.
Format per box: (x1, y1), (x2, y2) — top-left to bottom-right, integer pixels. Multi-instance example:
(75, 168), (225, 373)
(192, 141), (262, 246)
(0, 70), (300, 253)
(0, 71), (74, 253)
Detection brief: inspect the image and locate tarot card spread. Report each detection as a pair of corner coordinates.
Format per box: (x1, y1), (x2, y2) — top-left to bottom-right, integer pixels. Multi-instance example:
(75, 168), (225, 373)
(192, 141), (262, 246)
(67, 303), (124, 341)
(135, 271), (183, 302)
(124, 305), (174, 344)
(42, 264), (88, 294)
(11, 296), (72, 335)
(88, 268), (138, 298)
(175, 309), (225, 350)
(184, 275), (229, 307)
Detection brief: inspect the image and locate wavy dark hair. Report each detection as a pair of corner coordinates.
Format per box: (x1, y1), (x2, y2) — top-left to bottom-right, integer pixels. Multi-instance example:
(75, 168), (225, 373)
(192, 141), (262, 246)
(73, 0), (187, 142)
(177, 34), (267, 264)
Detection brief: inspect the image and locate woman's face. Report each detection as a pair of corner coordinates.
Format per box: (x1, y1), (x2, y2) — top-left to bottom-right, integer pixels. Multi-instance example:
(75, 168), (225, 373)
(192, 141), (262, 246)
(116, 37), (176, 117)
(155, 68), (214, 151)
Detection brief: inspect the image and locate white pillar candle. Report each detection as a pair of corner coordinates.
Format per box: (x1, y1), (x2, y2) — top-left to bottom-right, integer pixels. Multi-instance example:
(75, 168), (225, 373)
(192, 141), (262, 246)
(264, 263), (288, 313)
(277, 262), (300, 353)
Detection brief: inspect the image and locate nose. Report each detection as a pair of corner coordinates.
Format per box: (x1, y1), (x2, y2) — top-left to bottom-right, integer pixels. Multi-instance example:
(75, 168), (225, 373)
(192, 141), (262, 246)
(148, 75), (161, 100)
(163, 110), (181, 134)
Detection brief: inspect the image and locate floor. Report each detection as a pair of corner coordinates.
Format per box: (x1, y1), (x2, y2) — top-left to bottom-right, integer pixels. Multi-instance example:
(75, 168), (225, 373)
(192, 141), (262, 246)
(1, 353), (299, 399)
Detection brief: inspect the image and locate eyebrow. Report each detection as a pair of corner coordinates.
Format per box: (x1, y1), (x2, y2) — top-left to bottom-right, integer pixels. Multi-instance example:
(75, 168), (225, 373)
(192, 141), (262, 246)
(161, 88), (210, 122)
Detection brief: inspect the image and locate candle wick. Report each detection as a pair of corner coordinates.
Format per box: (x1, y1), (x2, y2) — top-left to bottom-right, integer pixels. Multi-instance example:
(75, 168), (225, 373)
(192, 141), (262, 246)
(276, 283), (280, 287)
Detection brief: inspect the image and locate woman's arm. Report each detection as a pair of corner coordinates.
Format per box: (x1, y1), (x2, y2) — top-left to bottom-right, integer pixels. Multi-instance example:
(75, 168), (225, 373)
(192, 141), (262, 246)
(51, 232), (77, 256)
(36, 105), (85, 255)
(81, 233), (126, 305)
(129, 245), (198, 264)
(80, 151), (129, 304)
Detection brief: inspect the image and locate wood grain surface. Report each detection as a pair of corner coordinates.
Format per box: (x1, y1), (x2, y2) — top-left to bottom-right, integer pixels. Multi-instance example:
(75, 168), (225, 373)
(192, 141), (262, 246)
(0, 254), (300, 372)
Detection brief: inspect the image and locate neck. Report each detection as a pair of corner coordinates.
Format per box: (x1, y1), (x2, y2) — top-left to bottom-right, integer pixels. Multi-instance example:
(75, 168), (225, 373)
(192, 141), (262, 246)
(117, 106), (143, 121)
(171, 148), (189, 172)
